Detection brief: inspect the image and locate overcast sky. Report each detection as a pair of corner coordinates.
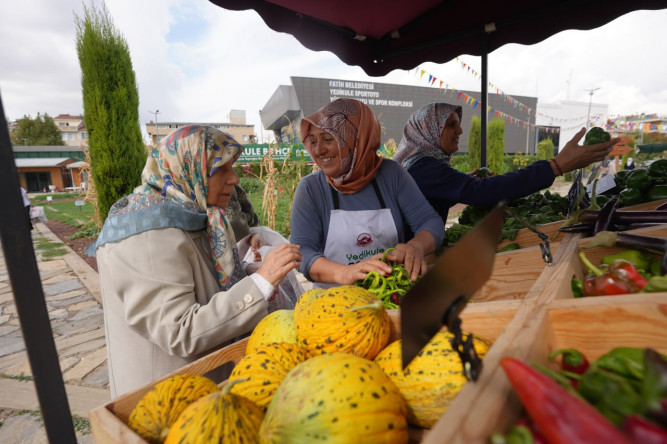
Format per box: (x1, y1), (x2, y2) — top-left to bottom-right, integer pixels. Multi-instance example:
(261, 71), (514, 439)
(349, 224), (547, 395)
(1, 1), (665, 143)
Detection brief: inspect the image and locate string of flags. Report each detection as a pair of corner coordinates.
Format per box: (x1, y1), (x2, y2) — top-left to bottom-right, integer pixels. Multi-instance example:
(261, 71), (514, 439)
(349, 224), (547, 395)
(414, 61), (604, 127)
(413, 65), (557, 132)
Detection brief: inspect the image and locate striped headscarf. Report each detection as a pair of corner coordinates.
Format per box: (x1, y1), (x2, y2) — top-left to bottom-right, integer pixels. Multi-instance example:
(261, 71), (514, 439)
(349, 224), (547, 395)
(100, 125), (245, 290)
(393, 103), (463, 171)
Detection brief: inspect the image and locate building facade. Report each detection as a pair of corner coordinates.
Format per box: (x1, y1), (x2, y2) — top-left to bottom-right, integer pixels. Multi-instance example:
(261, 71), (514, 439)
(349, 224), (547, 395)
(12, 146), (87, 192)
(145, 110), (256, 145)
(53, 114), (88, 147)
(261, 76), (540, 154)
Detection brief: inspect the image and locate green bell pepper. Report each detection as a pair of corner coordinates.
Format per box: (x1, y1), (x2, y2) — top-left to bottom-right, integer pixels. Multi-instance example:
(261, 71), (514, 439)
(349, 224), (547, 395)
(619, 187), (643, 206)
(595, 347), (646, 381)
(644, 275), (667, 292)
(647, 184), (667, 202)
(650, 257), (662, 276)
(614, 169), (630, 186)
(571, 276), (584, 298)
(498, 242), (520, 252)
(626, 169), (651, 191)
(601, 250), (651, 272)
(583, 127), (611, 145)
(578, 367), (643, 425)
(648, 159), (667, 178)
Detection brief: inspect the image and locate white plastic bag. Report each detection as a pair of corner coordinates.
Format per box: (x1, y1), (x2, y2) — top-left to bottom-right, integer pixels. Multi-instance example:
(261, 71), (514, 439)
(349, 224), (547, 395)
(237, 226), (305, 311)
(30, 206), (48, 223)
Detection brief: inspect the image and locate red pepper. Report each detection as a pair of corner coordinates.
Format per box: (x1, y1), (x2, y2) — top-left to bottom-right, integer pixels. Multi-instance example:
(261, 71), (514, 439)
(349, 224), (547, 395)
(579, 252), (646, 296)
(549, 348), (590, 375)
(622, 415), (667, 444)
(501, 357), (633, 444)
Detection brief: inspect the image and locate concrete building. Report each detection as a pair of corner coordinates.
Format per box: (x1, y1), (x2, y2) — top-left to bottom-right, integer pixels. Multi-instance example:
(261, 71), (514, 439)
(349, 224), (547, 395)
(145, 110), (256, 145)
(536, 100), (608, 151)
(53, 114), (88, 147)
(260, 76), (540, 154)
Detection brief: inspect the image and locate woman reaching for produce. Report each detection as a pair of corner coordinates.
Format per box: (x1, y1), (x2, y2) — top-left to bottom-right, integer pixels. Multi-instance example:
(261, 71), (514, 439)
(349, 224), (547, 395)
(290, 98), (445, 288)
(93, 125), (301, 398)
(393, 102), (620, 229)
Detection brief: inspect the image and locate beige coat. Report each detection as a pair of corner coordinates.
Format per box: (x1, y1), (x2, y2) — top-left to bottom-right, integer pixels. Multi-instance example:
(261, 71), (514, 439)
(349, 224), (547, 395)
(97, 227), (268, 398)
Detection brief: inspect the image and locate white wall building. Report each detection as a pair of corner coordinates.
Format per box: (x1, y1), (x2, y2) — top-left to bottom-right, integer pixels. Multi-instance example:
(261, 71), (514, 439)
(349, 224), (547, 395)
(536, 100), (608, 151)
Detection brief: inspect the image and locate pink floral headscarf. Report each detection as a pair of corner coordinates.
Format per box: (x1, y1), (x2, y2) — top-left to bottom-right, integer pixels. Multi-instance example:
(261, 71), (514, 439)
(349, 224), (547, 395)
(300, 98), (383, 194)
(393, 103), (462, 170)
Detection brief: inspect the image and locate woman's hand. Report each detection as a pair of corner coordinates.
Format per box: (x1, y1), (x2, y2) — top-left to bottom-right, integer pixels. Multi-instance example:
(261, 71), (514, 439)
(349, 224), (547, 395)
(385, 243), (427, 282)
(256, 244), (301, 286)
(553, 128), (620, 175)
(334, 255), (393, 286)
(248, 233), (264, 262)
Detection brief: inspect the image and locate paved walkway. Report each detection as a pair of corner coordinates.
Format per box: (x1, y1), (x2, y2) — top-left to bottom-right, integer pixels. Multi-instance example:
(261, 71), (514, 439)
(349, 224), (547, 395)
(0, 222), (108, 443)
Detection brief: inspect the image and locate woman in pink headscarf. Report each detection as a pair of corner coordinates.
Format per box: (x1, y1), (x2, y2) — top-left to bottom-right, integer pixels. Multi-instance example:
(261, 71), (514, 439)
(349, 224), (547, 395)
(290, 98), (445, 288)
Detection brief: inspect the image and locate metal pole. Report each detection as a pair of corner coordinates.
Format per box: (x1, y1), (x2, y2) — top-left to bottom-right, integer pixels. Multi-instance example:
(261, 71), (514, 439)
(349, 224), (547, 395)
(0, 94), (77, 442)
(585, 88), (600, 130)
(149, 109), (160, 145)
(480, 34), (489, 168)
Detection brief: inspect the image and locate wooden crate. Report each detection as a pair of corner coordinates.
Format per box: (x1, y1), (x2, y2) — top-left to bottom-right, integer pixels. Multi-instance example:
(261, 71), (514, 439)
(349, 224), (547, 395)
(497, 198), (667, 250)
(90, 305), (519, 444)
(90, 223), (667, 444)
(427, 294), (667, 443)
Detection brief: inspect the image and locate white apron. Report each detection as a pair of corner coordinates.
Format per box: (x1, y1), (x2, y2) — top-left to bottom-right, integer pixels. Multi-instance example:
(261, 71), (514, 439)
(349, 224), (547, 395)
(316, 179), (399, 289)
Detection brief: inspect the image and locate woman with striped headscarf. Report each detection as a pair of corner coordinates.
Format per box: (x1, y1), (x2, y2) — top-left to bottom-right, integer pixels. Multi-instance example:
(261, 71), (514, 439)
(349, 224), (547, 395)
(93, 125), (301, 398)
(394, 102), (618, 229)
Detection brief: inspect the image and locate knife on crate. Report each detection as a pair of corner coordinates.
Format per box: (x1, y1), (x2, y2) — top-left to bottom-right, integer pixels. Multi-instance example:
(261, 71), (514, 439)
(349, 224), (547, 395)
(400, 202), (506, 381)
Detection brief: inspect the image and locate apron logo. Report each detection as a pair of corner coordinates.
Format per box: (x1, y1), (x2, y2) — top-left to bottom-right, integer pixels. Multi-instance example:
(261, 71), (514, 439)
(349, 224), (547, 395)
(356, 233), (373, 247)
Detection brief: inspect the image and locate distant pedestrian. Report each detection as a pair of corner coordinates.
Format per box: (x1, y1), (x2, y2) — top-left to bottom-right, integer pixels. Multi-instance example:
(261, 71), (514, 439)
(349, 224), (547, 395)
(20, 187), (33, 230)
(625, 157), (635, 170)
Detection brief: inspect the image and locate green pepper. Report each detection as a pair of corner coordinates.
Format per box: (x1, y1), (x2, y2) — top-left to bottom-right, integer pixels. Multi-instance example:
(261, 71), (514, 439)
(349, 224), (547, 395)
(583, 127), (611, 145)
(595, 347), (646, 381)
(650, 257), (662, 276)
(619, 187), (643, 206)
(571, 276), (584, 298)
(498, 242), (520, 252)
(614, 169), (630, 187)
(625, 169), (651, 191)
(578, 367), (643, 425)
(476, 167), (491, 178)
(601, 249), (651, 272)
(647, 184), (667, 202)
(648, 159), (667, 178)
(643, 275), (667, 292)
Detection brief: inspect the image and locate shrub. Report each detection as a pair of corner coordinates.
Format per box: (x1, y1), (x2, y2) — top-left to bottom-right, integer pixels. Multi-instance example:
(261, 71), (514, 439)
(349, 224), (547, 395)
(537, 138), (555, 161)
(467, 116), (481, 171)
(488, 119), (505, 174)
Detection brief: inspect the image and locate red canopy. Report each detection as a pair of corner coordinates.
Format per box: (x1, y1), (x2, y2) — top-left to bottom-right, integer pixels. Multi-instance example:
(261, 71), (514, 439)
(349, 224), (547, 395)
(210, 0), (665, 76)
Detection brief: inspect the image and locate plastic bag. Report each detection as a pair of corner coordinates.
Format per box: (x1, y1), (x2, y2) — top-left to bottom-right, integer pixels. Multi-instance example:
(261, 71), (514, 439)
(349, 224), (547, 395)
(30, 206), (48, 223)
(237, 226), (305, 311)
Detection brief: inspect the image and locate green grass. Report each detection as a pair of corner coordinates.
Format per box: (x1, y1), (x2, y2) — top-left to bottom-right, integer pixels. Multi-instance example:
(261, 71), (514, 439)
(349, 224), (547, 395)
(0, 407), (91, 435)
(33, 237), (68, 259)
(0, 373), (34, 382)
(43, 200), (94, 228)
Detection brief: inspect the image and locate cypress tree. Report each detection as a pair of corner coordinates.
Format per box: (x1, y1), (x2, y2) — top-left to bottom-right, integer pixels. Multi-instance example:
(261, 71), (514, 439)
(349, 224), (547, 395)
(537, 138), (555, 161)
(488, 119), (505, 174)
(467, 115), (481, 170)
(75, 2), (146, 225)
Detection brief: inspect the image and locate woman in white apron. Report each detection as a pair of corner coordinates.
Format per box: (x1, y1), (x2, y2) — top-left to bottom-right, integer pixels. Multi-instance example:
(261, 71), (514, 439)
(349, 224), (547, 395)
(290, 98), (445, 288)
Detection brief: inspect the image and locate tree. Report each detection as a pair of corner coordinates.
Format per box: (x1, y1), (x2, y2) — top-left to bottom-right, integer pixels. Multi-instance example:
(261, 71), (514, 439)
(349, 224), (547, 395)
(10, 113), (64, 146)
(467, 115), (481, 171)
(536, 138), (555, 161)
(75, 1), (146, 225)
(488, 118), (505, 174)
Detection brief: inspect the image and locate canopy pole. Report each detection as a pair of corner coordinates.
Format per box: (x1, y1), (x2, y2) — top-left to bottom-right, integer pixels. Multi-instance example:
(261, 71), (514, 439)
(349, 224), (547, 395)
(480, 34), (488, 168)
(0, 93), (77, 442)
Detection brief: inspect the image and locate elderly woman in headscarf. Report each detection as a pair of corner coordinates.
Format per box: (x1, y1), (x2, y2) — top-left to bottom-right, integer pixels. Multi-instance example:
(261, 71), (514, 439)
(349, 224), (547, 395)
(290, 98), (444, 288)
(93, 125), (301, 398)
(393, 102), (619, 226)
